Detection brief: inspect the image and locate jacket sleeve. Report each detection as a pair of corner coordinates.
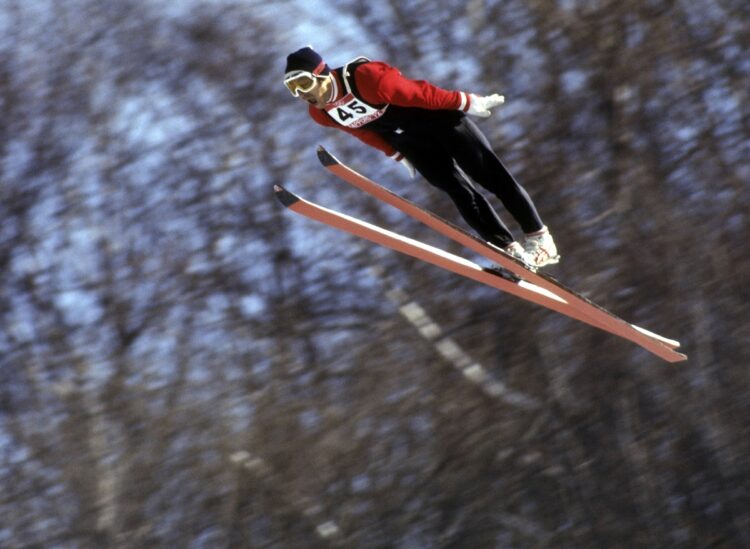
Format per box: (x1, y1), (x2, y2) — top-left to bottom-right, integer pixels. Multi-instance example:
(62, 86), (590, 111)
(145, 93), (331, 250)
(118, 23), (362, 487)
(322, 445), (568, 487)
(353, 61), (471, 112)
(308, 105), (404, 160)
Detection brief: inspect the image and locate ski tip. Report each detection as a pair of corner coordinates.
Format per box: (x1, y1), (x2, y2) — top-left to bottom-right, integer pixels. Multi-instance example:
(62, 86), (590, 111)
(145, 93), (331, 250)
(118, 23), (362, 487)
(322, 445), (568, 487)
(273, 185), (299, 208)
(665, 351), (689, 363)
(316, 145), (338, 167)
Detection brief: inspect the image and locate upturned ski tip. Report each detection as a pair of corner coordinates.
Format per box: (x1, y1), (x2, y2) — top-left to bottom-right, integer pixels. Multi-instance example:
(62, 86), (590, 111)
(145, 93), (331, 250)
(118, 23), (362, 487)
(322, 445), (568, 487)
(316, 145), (338, 167)
(274, 185), (299, 207)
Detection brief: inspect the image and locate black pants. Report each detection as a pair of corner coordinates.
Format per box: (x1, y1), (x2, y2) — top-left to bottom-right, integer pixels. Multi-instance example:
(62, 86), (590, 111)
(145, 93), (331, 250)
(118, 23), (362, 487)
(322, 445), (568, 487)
(391, 117), (544, 248)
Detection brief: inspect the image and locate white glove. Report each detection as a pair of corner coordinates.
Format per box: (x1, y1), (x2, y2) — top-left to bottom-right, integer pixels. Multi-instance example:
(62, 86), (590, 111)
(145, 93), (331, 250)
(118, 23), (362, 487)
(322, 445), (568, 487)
(399, 157), (416, 179)
(467, 93), (505, 118)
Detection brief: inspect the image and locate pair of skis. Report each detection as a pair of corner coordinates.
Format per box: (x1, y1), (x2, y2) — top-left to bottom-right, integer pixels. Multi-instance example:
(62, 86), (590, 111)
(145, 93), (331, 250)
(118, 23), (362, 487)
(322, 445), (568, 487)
(275, 146), (687, 363)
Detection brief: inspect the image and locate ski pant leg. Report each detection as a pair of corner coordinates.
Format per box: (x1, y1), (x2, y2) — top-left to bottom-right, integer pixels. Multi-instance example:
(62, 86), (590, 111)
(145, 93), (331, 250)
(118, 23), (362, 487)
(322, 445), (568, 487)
(396, 137), (516, 248)
(447, 117), (545, 234)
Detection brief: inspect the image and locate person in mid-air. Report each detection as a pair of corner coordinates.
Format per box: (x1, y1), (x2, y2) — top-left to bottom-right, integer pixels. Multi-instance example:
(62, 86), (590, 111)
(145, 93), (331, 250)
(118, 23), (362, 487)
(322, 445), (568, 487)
(283, 46), (559, 268)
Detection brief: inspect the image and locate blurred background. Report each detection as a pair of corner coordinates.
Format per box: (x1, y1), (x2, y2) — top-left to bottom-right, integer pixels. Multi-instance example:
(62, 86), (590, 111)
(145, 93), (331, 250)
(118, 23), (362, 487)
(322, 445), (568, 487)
(1, 0), (749, 547)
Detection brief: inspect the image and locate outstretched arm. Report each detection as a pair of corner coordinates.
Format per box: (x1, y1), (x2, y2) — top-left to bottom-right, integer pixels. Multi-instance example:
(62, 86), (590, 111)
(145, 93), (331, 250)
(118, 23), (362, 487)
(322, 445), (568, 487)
(353, 61), (468, 110)
(354, 61), (504, 117)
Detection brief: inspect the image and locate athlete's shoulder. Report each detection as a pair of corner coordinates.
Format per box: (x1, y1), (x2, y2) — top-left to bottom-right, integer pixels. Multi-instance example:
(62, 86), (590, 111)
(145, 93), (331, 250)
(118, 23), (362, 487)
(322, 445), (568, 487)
(349, 59), (401, 86)
(350, 58), (397, 73)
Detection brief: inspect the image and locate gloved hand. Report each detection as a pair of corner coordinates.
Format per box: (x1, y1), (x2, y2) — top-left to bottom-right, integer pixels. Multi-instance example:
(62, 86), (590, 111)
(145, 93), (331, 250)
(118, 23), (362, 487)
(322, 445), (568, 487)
(399, 157), (416, 179)
(467, 93), (505, 118)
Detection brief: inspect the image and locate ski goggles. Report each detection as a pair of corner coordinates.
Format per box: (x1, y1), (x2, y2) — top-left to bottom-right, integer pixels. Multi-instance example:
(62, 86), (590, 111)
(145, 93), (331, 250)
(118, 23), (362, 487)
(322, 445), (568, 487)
(284, 71), (318, 97)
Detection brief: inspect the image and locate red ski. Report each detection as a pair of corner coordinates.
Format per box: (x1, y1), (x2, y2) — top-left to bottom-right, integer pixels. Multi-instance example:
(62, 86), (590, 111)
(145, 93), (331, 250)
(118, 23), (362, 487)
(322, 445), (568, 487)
(274, 148), (687, 363)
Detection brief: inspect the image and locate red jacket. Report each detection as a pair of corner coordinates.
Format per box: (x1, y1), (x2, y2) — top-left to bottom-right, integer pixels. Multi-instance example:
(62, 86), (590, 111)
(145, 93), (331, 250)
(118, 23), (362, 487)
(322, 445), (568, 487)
(308, 61), (472, 160)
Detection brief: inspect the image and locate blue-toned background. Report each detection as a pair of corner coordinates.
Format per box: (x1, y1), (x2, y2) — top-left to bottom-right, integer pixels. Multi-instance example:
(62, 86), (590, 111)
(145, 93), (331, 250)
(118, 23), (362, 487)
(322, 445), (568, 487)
(1, 1), (748, 546)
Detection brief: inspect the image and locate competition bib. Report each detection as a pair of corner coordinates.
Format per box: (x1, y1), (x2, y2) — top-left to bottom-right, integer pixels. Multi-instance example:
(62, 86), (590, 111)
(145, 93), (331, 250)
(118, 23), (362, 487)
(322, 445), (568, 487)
(324, 92), (387, 128)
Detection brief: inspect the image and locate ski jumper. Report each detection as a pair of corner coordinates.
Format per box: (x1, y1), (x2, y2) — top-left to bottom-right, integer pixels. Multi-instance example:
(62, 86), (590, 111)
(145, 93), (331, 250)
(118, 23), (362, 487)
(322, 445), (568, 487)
(308, 58), (544, 248)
